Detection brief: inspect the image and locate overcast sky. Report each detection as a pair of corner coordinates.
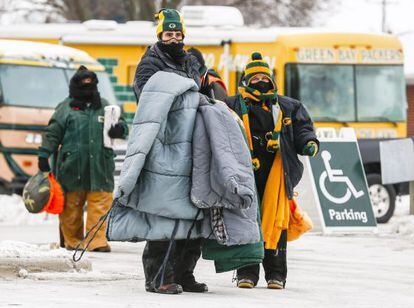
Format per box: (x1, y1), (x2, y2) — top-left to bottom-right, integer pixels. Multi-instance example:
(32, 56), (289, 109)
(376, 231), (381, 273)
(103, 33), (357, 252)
(321, 0), (414, 35)
(320, 0), (414, 74)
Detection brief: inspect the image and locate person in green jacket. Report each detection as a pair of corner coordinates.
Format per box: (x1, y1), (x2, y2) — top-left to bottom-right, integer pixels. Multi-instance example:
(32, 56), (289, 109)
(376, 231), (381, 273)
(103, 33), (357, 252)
(38, 66), (128, 252)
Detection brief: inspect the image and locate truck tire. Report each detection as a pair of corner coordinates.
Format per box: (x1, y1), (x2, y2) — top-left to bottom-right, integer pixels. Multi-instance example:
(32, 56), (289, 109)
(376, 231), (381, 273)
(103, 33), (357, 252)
(367, 173), (396, 224)
(0, 182), (11, 195)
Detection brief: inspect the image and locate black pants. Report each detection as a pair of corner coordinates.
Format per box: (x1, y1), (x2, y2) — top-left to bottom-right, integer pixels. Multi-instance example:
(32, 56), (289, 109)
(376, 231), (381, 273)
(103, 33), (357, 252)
(142, 238), (202, 287)
(237, 230), (287, 285)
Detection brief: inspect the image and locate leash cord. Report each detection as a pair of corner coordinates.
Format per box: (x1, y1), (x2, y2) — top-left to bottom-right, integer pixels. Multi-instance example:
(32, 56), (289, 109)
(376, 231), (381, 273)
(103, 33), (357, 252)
(72, 199), (117, 262)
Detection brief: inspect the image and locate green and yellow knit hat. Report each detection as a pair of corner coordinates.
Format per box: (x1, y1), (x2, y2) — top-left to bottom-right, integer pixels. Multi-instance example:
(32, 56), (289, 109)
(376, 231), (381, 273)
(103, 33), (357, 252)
(155, 9), (186, 38)
(244, 52), (276, 88)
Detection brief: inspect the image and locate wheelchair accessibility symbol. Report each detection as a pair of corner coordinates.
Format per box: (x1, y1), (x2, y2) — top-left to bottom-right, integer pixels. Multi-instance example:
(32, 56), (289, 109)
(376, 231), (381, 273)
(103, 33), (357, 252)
(319, 150), (365, 205)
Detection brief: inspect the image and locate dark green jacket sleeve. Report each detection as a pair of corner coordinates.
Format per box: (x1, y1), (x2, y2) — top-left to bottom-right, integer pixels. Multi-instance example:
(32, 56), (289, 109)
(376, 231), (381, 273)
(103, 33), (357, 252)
(39, 104), (67, 158)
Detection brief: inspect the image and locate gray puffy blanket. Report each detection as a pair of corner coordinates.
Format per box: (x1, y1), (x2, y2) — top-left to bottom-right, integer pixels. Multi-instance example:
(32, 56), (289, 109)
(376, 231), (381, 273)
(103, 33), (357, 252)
(191, 100), (261, 246)
(107, 71), (203, 242)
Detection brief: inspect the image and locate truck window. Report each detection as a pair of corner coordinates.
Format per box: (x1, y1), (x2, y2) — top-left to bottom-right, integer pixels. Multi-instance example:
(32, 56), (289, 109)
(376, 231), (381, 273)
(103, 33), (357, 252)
(0, 65), (68, 108)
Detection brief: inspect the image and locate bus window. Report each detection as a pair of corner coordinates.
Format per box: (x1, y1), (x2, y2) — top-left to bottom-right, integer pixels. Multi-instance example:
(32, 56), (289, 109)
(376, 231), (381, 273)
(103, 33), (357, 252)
(96, 71), (117, 105)
(64, 69), (117, 105)
(235, 71), (244, 93)
(0, 65), (68, 108)
(356, 65), (406, 122)
(285, 64), (355, 122)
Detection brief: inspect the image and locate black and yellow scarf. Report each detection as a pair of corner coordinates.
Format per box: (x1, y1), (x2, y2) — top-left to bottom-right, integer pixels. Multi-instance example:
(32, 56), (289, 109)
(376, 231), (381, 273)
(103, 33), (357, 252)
(238, 85), (280, 170)
(238, 85), (290, 250)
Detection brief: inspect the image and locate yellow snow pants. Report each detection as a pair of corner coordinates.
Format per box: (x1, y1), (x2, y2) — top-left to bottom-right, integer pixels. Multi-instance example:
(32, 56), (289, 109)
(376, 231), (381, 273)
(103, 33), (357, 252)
(59, 191), (112, 251)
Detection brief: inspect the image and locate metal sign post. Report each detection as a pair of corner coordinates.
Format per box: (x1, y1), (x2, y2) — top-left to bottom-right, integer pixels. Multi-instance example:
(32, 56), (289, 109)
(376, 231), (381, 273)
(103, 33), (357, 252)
(410, 182), (414, 215)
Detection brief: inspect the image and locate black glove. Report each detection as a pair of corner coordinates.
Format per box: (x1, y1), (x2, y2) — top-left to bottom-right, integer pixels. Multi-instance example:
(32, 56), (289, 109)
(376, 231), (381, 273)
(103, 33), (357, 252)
(108, 124), (124, 139)
(38, 157), (51, 172)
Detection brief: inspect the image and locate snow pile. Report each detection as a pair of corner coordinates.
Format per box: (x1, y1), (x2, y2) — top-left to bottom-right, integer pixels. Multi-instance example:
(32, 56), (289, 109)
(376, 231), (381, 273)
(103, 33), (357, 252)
(0, 241), (91, 277)
(0, 194), (58, 226)
(0, 241), (66, 259)
(387, 215), (414, 238)
(29, 271), (139, 282)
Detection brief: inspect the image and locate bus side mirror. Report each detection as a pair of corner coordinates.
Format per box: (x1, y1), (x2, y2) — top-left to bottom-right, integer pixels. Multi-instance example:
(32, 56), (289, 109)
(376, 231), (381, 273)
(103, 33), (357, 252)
(0, 87), (4, 105)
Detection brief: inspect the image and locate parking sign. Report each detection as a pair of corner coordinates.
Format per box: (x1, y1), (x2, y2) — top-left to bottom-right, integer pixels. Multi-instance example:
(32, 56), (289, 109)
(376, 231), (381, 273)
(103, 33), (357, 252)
(307, 141), (377, 230)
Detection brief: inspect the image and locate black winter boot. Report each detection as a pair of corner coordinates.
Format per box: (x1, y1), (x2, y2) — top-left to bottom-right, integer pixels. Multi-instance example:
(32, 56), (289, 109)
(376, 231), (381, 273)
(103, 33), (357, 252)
(179, 279), (208, 293)
(236, 264), (260, 288)
(263, 232), (288, 287)
(145, 282), (183, 294)
(174, 239), (208, 293)
(237, 278), (255, 289)
(142, 241), (176, 293)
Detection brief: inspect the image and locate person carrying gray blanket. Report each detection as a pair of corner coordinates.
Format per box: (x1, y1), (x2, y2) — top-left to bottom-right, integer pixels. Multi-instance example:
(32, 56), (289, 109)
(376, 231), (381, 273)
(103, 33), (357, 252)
(109, 8), (206, 295)
(106, 71), (204, 294)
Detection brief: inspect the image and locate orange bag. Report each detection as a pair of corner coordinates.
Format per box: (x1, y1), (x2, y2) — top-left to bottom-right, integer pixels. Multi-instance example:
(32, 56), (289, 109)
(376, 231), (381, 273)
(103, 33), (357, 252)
(42, 173), (65, 214)
(287, 199), (313, 242)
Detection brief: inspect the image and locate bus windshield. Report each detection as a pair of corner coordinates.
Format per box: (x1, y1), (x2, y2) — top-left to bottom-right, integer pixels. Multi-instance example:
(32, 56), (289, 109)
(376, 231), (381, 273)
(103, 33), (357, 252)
(0, 65), (68, 108)
(285, 64), (406, 122)
(0, 64), (117, 108)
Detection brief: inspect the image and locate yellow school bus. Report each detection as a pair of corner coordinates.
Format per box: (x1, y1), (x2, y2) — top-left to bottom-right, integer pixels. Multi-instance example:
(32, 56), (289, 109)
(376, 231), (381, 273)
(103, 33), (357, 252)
(0, 39), (117, 194)
(0, 21), (405, 137)
(0, 10), (407, 222)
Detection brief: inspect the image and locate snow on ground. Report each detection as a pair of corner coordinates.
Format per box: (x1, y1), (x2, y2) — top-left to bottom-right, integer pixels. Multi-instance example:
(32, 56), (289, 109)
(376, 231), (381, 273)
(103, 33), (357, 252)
(0, 240), (91, 279)
(0, 226), (414, 307)
(0, 241), (64, 258)
(378, 195), (414, 238)
(0, 194), (58, 226)
(0, 194), (413, 307)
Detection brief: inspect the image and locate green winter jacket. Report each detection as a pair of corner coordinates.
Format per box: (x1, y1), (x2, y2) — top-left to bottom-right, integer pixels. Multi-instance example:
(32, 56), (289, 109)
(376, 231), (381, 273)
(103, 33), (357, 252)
(39, 97), (128, 192)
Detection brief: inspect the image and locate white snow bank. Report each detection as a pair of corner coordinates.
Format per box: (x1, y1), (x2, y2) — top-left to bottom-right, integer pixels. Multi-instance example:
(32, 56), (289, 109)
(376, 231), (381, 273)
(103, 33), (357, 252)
(0, 241), (91, 276)
(395, 195), (410, 216)
(29, 271), (139, 282)
(387, 215), (414, 238)
(0, 241), (66, 259)
(0, 195), (58, 226)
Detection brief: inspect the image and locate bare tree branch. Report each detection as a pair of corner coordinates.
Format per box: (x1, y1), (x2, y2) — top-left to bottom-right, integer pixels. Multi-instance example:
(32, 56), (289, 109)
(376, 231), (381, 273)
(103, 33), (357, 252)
(0, 0), (331, 26)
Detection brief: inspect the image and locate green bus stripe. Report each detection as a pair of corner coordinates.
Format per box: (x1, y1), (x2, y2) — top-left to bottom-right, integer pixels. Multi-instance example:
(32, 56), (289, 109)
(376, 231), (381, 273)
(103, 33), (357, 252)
(0, 123), (46, 131)
(0, 147), (39, 155)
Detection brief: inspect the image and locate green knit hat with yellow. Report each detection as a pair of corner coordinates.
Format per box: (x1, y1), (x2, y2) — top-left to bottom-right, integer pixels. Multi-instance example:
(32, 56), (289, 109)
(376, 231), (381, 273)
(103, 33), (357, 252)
(239, 52), (277, 103)
(244, 52), (276, 90)
(155, 8), (186, 38)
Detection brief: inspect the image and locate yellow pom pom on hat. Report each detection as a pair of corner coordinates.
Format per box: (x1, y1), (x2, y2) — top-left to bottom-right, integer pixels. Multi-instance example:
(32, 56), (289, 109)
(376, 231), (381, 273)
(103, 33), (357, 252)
(244, 52), (276, 89)
(155, 8), (186, 38)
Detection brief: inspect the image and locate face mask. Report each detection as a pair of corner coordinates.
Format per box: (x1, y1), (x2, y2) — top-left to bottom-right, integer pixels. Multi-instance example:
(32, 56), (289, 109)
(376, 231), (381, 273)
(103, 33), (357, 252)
(70, 82), (97, 100)
(157, 41), (186, 61)
(250, 80), (273, 94)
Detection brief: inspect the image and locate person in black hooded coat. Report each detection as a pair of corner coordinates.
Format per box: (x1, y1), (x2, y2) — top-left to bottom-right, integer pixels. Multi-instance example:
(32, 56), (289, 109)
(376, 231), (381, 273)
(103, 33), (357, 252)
(131, 8), (207, 295)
